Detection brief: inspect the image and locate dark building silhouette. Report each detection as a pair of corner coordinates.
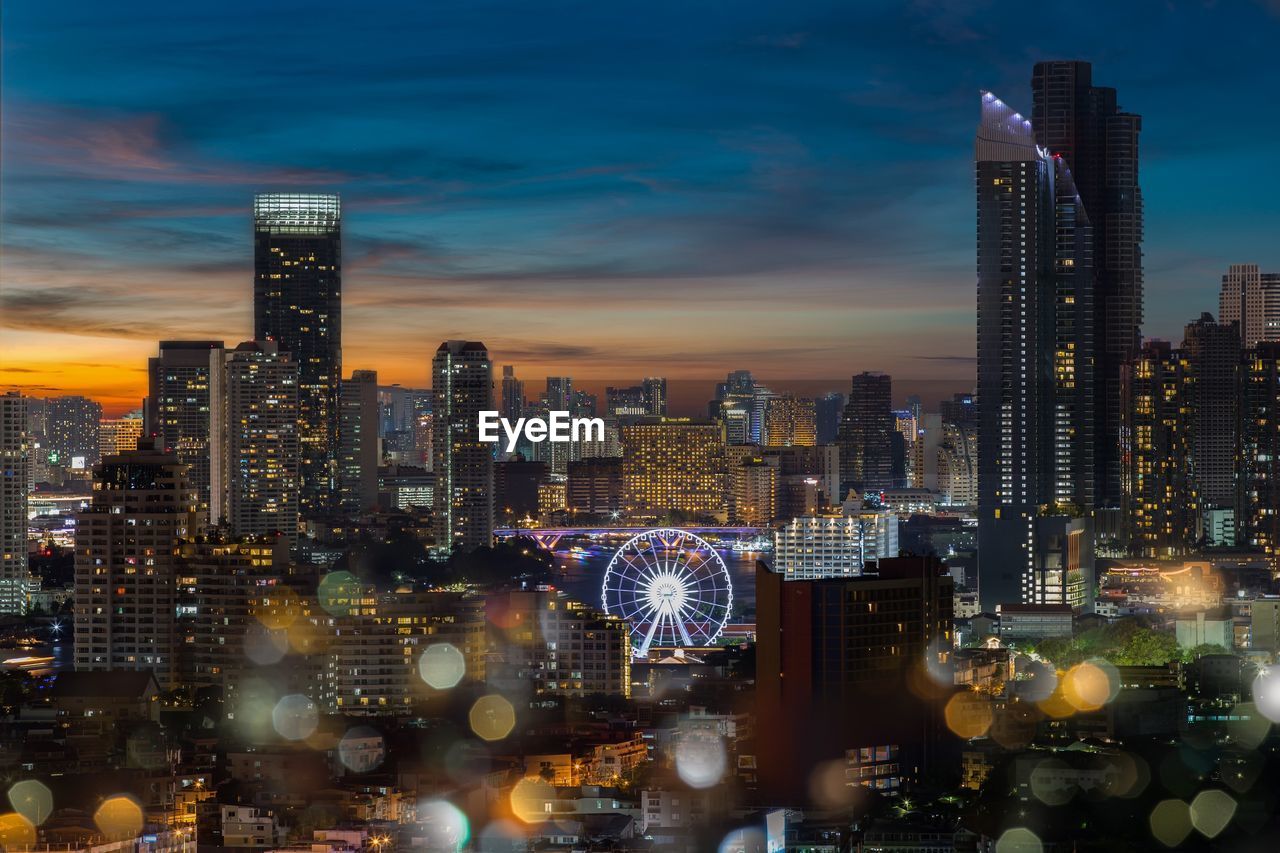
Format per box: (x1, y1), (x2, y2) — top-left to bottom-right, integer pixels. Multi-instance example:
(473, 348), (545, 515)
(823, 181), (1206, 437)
(1032, 60), (1142, 509)
(1183, 314), (1241, 513)
(253, 193), (342, 516)
(837, 372), (895, 499)
(494, 458), (549, 522)
(567, 457), (624, 516)
(755, 555), (954, 802)
(815, 392), (845, 446)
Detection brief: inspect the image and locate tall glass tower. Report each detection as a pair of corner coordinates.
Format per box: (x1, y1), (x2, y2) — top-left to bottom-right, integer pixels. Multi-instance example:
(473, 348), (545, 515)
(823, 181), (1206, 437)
(253, 193), (341, 516)
(1031, 61), (1142, 510)
(976, 92), (1095, 611)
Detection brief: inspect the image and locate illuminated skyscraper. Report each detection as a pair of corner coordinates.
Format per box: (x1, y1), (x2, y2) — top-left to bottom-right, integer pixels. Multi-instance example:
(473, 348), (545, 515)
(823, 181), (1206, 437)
(147, 340), (225, 522)
(0, 392), (30, 613)
(74, 440), (198, 688)
(47, 395), (102, 470)
(1032, 60), (1142, 508)
(338, 370), (380, 514)
(223, 341), (300, 543)
(976, 91), (1095, 611)
(431, 341), (493, 554)
(1183, 314), (1241, 515)
(763, 395), (817, 448)
(253, 193), (341, 516)
(621, 418), (724, 518)
(1122, 340), (1197, 556)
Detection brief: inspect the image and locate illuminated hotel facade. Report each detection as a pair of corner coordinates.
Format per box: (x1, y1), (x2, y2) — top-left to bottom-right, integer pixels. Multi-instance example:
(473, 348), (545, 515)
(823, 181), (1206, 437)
(620, 418), (725, 519)
(253, 193), (342, 516)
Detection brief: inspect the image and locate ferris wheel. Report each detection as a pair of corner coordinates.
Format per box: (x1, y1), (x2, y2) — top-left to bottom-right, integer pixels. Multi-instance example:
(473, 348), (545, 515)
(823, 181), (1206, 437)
(601, 528), (733, 658)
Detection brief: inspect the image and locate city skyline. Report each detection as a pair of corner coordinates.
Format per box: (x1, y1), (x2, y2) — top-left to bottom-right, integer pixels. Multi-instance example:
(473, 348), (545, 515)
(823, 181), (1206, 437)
(5, 1), (1280, 413)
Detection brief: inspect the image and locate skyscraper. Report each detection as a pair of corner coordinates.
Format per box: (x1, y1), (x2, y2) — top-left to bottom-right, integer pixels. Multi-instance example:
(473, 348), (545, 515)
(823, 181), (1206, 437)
(0, 393), (30, 614)
(74, 439), (198, 687)
(500, 365), (525, 421)
(338, 370), (380, 514)
(763, 395), (816, 448)
(976, 91), (1095, 611)
(1123, 340), (1198, 556)
(1183, 314), (1241, 514)
(1220, 264), (1280, 348)
(47, 395), (102, 469)
(223, 341), (301, 543)
(147, 341), (225, 521)
(642, 377), (668, 416)
(815, 392), (845, 446)
(432, 341), (494, 554)
(253, 193), (341, 516)
(1031, 60), (1142, 508)
(836, 372), (894, 499)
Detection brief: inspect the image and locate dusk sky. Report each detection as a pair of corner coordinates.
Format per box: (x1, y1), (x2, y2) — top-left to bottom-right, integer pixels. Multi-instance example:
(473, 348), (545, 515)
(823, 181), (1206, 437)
(3, 0), (1279, 414)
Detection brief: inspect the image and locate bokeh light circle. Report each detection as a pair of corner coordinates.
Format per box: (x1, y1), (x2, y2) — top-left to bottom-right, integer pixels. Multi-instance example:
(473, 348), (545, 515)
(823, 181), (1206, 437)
(94, 795), (144, 839)
(7, 780), (53, 826)
(419, 643), (467, 689)
(470, 695), (516, 741)
(418, 799), (470, 851)
(510, 778), (555, 823)
(1149, 798), (1193, 848)
(272, 693), (320, 741)
(1189, 789), (1236, 838)
(675, 733), (727, 788)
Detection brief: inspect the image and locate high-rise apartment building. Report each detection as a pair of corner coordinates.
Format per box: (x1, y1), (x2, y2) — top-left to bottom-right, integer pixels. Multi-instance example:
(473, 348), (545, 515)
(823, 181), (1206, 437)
(338, 370), (379, 514)
(74, 440), (198, 687)
(431, 341), (494, 554)
(836, 372), (895, 499)
(253, 193), (341, 516)
(772, 507), (898, 580)
(728, 456), (778, 526)
(330, 591), (486, 714)
(606, 385), (648, 417)
(620, 418), (724, 519)
(148, 340), (225, 522)
(485, 589), (630, 697)
(177, 535), (283, 692)
(0, 393), (30, 613)
(1032, 60), (1142, 508)
(1121, 340), (1198, 556)
(976, 91), (1096, 611)
(763, 395), (816, 448)
(1183, 314), (1241, 513)
(1220, 264), (1280, 348)
(223, 341), (301, 543)
(99, 414), (144, 458)
(47, 395), (103, 469)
